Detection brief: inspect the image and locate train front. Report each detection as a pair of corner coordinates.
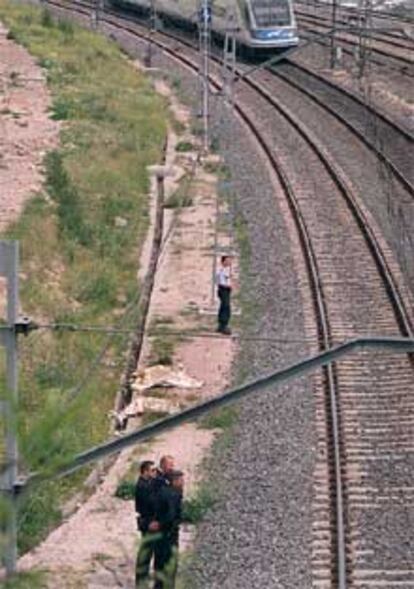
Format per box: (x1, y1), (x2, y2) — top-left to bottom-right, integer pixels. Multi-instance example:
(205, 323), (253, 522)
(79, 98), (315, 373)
(245, 0), (299, 49)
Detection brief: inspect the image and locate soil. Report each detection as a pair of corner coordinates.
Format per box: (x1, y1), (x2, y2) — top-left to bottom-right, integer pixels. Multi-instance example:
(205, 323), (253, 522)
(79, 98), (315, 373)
(0, 20), (60, 316)
(0, 22), (60, 230)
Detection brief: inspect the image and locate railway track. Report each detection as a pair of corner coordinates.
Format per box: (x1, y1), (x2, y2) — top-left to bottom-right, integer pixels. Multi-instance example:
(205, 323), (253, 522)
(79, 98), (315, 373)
(297, 23), (414, 77)
(295, 0), (414, 27)
(37, 1), (414, 585)
(293, 3), (414, 78)
(266, 59), (414, 194)
(296, 8), (414, 52)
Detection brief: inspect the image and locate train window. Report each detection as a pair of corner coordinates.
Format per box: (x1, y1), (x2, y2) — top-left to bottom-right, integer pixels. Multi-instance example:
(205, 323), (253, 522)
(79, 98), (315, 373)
(250, 0), (290, 27)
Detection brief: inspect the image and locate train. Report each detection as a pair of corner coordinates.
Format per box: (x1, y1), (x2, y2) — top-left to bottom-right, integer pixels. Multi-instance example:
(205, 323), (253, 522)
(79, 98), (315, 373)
(109, 0), (299, 51)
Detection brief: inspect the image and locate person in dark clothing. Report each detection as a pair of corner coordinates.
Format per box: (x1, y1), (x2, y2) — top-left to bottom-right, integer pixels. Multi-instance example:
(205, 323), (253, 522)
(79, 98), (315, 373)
(153, 470), (184, 589)
(135, 460), (158, 588)
(216, 255), (232, 335)
(153, 455), (175, 493)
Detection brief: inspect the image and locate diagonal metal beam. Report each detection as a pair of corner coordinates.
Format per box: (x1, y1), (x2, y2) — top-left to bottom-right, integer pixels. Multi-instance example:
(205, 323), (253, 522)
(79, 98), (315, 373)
(22, 335), (413, 489)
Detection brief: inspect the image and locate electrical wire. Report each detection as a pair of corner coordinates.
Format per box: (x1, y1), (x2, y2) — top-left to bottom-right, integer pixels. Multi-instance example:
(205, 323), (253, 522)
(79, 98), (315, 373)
(29, 322), (319, 344)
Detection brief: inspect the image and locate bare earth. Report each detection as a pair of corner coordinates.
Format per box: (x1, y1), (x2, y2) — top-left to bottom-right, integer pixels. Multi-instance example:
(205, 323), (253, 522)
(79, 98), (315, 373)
(0, 20), (60, 320)
(18, 72), (235, 588)
(0, 21), (60, 233)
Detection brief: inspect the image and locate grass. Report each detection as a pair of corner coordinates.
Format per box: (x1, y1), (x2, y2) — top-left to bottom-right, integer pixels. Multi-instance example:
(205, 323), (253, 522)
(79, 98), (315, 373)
(148, 337), (175, 366)
(114, 480), (136, 501)
(198, 406), (238, 430)
(164, 174), (193, 209)
(175, 141), (194, 153)
(181, 486), (216, 524)
(0, 0), (167, 553)
(0, 570), (47, 589)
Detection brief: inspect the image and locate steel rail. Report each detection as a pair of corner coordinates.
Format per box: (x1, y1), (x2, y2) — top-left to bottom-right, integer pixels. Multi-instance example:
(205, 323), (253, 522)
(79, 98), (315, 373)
(296, 9), (414, 50)
(295, 0), (414, 26)
(298, 26), (414, 74)
(267, 61), (414, 196)
(284, 58), (414, 142)
(23, 336), (414, 478)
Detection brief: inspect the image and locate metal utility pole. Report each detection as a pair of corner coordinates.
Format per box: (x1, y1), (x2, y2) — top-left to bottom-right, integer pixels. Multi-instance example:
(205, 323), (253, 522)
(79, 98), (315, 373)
(222, 10), (237, 105)
(91, 0), (104, 30)
(198, 0), (211, 153)
(144, 0), (157, 68)
(330, 0), (338, 69)
(0, 241), (19, 577)
(209, 12), (237, 305)
(357, 0), (373, 79)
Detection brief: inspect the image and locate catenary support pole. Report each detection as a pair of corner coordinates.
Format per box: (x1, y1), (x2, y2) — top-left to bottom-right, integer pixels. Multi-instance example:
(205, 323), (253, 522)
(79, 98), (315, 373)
(0, 241), (19, 576)
(330, 0), (338, 69)
(199, 0), (211, 153)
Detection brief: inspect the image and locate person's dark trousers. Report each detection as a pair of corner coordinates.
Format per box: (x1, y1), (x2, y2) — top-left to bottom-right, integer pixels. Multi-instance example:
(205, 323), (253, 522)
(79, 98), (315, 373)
(135, 532), (158, 588)
(217, 285), (231, 331)
(153, 534), (178, 589)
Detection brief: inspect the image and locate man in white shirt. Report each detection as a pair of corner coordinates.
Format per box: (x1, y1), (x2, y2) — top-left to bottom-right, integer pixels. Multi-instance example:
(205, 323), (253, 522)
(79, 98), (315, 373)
(216, 255), (232, 335)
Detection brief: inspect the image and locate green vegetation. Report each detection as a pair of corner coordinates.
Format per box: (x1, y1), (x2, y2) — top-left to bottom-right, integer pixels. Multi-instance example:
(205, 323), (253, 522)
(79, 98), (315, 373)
(203, 161), (231, 179)
(165, 174), (193, 209)
(198, 406), (238, 430)
(0, 0), (166, 553)
(181, 486), (216, 524)
(115, 480), (136, 500)
(0, 570), (47, 589)
(141, 411), (169, 425)
(148, 337), (175, 366)
(175, 141), (194, 153)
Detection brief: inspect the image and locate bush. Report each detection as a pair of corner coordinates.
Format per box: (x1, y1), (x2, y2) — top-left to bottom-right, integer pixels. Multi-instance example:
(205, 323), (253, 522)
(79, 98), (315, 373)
(115, 480), (135, 500)
(175, 141), (194, 152)
(199, 406), (238, 430)
(44, 151), (91, 246)
(182, 487), (216, 523)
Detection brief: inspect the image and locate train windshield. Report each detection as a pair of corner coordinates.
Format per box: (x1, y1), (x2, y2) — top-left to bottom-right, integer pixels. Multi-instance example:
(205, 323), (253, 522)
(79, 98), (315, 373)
(250, 0), (291, 27)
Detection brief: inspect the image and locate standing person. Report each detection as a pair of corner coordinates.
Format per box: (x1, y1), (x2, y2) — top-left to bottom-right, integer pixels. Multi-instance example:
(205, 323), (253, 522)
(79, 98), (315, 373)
(216, 255), (232, 335)
(135, 460), (159, 588)
(153, 470), (184, 589)
(153, 455), (175, 492)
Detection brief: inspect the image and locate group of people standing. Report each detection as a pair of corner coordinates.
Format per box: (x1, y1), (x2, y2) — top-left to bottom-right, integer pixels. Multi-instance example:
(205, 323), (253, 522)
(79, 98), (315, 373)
(135, 455), (184, 589)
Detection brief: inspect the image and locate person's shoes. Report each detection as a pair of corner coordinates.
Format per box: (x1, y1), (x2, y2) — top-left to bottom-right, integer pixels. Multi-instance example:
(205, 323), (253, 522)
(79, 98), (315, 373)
(218, 327), (231, 335)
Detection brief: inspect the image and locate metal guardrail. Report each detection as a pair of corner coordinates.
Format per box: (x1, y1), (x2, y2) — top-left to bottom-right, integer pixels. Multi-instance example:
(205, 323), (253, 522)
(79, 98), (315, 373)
(23, 335), (414, 486)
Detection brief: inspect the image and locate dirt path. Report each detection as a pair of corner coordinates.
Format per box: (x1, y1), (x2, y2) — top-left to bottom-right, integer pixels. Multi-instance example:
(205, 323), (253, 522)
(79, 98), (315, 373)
(18, 73), (236, 588)
(0, 20), (60, 322)
(0, 21), (59, 233)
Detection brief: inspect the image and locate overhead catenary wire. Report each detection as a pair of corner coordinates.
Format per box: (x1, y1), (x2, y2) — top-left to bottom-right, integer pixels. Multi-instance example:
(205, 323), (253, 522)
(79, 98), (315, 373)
(23, 321), (324, 345)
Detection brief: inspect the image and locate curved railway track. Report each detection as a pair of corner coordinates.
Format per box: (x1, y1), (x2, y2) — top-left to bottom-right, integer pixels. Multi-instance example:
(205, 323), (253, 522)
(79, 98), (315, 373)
(297, 24), (414, 77)
(296, 8), (414, 52)
(295, 0), (414, 26)
(266, 59), (414, 193)
(40, 1), (414, 585)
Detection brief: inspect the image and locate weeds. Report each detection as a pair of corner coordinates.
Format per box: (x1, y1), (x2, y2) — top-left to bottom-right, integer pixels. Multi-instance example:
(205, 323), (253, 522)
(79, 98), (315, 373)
(115, 480), (135, 500)
(148, 337), (175, 366)
(0, 570), (47, 589)
(175, 141), (193, 153)
(181, 485), (216, 524)
(198, 406), (238, 430)
(165, 175), (193, 209)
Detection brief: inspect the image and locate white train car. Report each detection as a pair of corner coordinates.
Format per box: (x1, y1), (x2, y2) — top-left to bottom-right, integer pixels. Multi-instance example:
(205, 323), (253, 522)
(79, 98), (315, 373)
(110, 0), (299, 50)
